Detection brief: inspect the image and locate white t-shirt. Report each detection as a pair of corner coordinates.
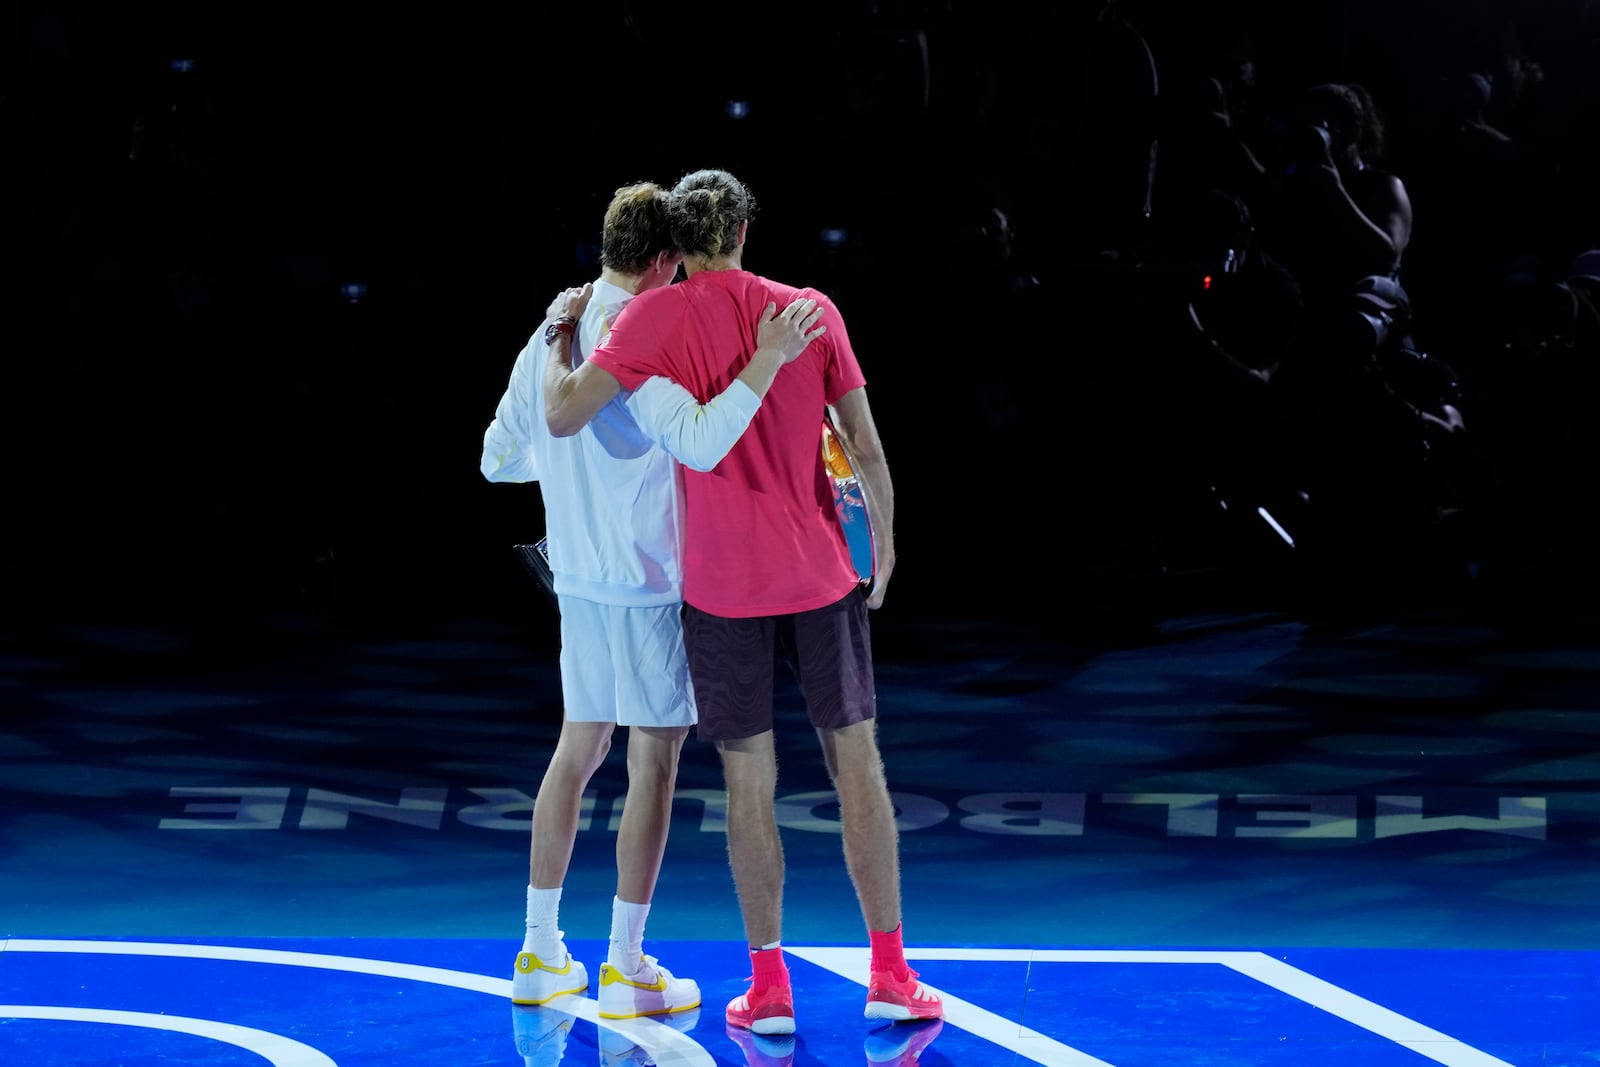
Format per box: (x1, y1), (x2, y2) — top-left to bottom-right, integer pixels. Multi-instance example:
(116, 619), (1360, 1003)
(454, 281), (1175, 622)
(480, 277), (760, 607)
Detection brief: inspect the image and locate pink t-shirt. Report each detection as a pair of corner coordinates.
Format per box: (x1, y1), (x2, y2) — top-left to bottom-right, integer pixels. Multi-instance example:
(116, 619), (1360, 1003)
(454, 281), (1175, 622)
(588, 269), (866, 617)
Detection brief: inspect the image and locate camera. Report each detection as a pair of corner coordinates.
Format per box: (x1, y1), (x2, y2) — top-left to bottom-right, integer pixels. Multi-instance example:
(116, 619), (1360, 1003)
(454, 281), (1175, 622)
(1345, 276), (1411, 358)
(1283, 122), (1333, 176)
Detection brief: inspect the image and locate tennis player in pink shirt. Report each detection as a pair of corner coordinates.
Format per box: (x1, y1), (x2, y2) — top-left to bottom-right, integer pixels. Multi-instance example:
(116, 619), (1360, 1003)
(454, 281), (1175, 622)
(543, 169), (941, 1036)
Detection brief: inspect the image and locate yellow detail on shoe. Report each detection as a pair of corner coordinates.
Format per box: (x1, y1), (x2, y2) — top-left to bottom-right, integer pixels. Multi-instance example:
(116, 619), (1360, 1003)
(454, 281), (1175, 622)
(511, 951), (587, 1006)
(599, 962), (667, 993)
(516, 952), (575, 977)
(597, 962), (699, 1019)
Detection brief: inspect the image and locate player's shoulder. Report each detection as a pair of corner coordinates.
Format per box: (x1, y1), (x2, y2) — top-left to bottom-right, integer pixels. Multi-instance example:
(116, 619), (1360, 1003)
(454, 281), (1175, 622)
(635, 280), (695, 311)
(751, 273), (838, 312)
(611, 281), (688, 332)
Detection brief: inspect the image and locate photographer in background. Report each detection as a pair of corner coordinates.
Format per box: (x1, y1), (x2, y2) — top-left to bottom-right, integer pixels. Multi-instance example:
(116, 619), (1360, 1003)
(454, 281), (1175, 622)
(1261, 83), (1415, 317)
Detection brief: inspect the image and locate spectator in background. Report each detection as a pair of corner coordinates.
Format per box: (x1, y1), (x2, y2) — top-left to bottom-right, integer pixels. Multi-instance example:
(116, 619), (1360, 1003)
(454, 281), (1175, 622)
(1172, 189), (1305, 496)
(959, 198), (1043, 440)
(1152, 71), (1267, 224)
(1485, 47), (1549, 144)
(1571, 249), (1600, 350)
(1451, 72), (1516, 154)
(1468, 250), (1600, 600)
(1403, 70), (1525, 361)
(1260, 82), (1414, 313)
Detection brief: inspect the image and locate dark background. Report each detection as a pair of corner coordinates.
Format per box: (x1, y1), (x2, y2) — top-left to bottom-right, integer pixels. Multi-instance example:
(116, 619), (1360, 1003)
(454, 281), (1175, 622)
(5, 0), (1599, 630)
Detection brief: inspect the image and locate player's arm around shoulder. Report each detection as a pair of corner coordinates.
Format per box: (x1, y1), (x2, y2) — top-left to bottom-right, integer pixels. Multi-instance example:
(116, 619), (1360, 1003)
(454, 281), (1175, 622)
(628, 375), (757, 472)
(541, 283), (625, 437)
(628, 299), (825, 471)
(737, 297), (828, 397)
(481, 329), (545, 482)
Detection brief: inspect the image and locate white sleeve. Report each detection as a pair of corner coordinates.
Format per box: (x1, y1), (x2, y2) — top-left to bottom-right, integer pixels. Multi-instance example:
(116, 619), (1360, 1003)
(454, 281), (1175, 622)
(626, 375), (761, 472)
(479, 336), (542, 483)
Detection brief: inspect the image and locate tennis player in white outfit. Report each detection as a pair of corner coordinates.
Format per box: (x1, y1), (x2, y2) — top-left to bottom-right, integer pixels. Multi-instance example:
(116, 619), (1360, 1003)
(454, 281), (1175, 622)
(481, 181), (823, 1023)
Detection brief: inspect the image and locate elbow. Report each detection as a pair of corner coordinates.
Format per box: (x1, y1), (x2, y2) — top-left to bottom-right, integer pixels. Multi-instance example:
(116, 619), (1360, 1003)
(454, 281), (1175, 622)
(673, 441), (722, 472)
(545, 409), (582, 438)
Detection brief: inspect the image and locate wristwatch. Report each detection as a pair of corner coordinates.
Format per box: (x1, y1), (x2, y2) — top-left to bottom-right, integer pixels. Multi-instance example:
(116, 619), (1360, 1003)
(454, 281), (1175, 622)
(543, 316), (577, 345)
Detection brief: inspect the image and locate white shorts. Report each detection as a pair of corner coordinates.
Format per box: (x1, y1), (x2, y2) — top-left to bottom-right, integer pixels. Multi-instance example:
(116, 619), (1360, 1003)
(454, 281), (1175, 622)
(556, 596), (697, 727)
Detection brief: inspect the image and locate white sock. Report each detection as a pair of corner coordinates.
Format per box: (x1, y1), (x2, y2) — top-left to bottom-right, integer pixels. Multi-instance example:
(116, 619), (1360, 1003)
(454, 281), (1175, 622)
(607, 896), (650, 976)
(523, 885), (564, 961)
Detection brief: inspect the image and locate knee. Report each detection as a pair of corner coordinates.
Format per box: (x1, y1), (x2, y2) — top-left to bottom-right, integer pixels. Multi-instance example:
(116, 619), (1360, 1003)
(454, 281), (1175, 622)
(583, 731), (614, 768)
(553, 727), (612, 778)
(831, 747), (889, 796)
(627, 728), (686, 781)
(719, 756), (779, 800)
(826, 723), (885, 768)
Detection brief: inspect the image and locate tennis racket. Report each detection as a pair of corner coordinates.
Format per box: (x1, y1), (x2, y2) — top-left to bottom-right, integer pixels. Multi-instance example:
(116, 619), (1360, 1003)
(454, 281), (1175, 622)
(821, 415), (876, 586)
(516, 417), (875, 603)
(512, 538), (556, 604)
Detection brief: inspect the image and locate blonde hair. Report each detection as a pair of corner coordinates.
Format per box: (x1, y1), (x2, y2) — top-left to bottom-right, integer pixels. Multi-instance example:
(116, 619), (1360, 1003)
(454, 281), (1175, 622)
(669, 169), (757, 258)
(600, 183), (676, 274)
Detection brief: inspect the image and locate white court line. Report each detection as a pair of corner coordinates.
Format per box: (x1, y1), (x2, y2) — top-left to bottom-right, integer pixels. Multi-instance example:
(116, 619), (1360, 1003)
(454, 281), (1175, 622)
(1, 939), (712, 1067)
(0, 1005), (336, 1067)
(790, 946), (1517, 1067)
(5, 939), (1515, 1066)
(1221, 954), (1518, 1067)
(788, 946), (1117, 1067)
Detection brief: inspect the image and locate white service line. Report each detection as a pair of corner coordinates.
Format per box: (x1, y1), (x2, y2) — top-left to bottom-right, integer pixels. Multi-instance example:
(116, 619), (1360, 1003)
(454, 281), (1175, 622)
(0, 1005), (336, 1067)
(834, 946), (1514, 1067)
(2, 939), (713, 1067)
(1222, 952), (1517, 1067)
(787, 945), (1118, 1067)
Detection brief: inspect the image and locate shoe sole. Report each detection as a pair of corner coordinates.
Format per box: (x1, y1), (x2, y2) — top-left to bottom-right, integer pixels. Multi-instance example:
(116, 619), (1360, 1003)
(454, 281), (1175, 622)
(747, 1015), (796, 1035)
(598, 999), (702, 1020)
(597, 963), (700, 1019)
(864, 1001), (942, 1022)
(726, 1011), (797, 1035)
(511, 985), (587, 1006)
(512, 979), (588, 1004)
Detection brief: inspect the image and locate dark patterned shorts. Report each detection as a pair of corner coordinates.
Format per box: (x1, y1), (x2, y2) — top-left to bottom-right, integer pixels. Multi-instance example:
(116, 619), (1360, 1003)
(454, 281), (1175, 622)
(684, 588), (876, 743)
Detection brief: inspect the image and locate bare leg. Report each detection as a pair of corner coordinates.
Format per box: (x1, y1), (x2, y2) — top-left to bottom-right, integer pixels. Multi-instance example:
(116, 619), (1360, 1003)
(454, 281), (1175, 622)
(817, 719), (902, 933)
(615, 724), (689, 903)
(717, 730), (784, 946)
(529, 718), (614, 888)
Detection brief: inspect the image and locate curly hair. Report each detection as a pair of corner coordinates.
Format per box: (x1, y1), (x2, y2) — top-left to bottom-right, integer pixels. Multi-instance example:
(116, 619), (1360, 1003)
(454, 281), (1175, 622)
(599, 183), (676, 274)
(1303, 83), (1388, 164)
(669, 169), (758, 258)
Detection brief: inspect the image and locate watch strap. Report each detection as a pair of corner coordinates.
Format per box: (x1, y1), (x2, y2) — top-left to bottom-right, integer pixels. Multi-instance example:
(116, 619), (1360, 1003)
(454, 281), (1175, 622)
(544, 317), (577, 345)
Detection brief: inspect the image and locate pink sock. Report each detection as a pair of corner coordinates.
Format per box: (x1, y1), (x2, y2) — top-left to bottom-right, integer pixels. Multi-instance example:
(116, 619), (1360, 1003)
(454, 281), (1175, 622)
(750, 945), (790, 991)
(869, 924), (908, 979)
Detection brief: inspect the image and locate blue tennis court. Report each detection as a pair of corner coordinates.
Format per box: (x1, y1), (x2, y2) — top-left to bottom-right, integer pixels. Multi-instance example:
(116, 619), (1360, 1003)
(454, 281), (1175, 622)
(3, 604), (1598, 1065)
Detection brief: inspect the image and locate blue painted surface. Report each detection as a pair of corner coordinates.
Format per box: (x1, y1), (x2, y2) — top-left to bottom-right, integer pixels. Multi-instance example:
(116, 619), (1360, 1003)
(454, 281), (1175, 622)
(1, 937), (1592, 1065)
(5, 609), (1600, 949)
(4, 605), (1600, 1060)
